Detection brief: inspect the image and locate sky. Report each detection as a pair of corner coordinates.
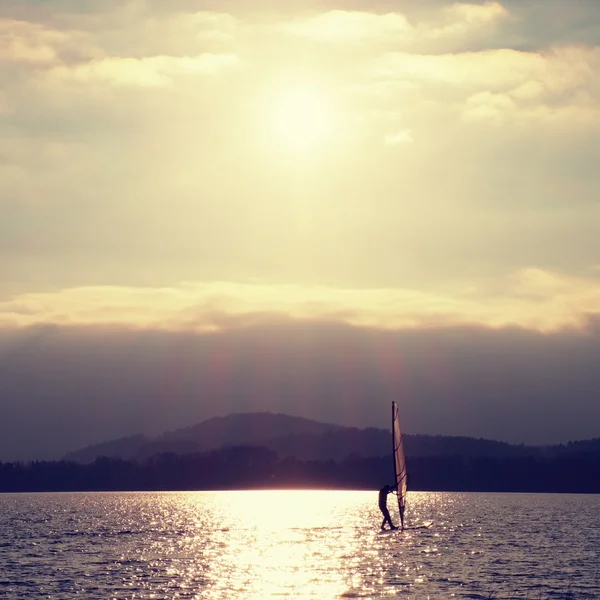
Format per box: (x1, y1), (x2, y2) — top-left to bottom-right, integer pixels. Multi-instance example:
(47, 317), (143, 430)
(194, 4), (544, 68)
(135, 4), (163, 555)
(1, 0), (600, 461)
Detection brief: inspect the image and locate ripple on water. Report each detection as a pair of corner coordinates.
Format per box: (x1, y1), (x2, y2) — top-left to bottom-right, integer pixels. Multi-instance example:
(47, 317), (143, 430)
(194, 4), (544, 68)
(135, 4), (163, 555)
(0, 491), (599, 599)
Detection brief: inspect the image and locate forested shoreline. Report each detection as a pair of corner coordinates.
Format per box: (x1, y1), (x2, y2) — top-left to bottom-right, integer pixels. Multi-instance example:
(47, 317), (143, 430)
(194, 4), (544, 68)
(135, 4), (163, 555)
(1, 445), (599, 493)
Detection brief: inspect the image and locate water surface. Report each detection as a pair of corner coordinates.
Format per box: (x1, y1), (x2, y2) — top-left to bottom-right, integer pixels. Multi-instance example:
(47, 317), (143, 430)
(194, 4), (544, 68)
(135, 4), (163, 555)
(0, 491), (598, 599)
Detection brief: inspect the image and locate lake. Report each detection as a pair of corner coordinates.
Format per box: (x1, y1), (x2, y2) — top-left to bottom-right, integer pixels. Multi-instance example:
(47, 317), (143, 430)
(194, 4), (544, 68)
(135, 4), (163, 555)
(0, 491), (598, 599)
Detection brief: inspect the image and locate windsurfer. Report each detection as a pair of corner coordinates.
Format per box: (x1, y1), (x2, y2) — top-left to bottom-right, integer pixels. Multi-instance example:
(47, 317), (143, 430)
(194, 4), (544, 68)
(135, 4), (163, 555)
(379, 484), (398, 530)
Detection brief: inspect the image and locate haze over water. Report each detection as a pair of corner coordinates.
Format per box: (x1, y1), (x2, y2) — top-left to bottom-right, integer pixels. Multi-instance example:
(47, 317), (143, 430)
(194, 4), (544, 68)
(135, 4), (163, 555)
(1, 491), (598, 599)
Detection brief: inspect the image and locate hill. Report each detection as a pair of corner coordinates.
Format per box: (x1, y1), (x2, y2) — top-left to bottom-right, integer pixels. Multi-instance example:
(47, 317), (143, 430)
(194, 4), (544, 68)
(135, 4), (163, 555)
(63, 413), (344, 463)
(62, 412), (600, 464)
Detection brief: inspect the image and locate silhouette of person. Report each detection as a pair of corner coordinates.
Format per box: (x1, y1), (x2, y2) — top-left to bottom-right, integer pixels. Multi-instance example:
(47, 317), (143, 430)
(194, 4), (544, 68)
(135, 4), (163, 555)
(379, 484), (397, 530)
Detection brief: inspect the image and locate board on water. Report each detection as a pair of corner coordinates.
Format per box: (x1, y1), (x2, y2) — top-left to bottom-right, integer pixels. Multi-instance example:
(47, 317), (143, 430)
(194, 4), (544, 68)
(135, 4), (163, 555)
(378, 521), (434, 534)
(405, 521), (434, 530)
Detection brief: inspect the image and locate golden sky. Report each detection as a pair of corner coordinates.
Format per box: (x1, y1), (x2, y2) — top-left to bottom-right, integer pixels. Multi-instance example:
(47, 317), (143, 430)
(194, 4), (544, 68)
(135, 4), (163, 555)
(1, 0), (599, 333)
(2, 1), (600, 459)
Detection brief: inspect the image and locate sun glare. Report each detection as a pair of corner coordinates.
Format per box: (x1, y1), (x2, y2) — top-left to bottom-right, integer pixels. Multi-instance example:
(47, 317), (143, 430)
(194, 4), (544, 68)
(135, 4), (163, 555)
(269, 84), (336, 150)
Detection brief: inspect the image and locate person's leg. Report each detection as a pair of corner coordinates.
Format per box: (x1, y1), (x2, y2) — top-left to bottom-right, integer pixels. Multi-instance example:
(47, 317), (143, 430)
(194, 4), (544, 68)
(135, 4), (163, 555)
(383, 508), (394, 530)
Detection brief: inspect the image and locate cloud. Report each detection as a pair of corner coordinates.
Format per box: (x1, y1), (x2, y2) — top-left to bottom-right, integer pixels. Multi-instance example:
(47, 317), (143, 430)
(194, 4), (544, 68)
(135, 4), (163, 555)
(1, 317), (600, 461)
(282, 2), (509, 48)
(283, 10), (411, 44)
(359, 45), (600, 138)
(384, 129), (413, 145)
(441, 1), (509, 28)
(47, 53), (240, 87)
(1, 267), (600, 333)
(372, 46), (598, 94)
(0, 21), (59, 66)
(0, 18), (99, 67)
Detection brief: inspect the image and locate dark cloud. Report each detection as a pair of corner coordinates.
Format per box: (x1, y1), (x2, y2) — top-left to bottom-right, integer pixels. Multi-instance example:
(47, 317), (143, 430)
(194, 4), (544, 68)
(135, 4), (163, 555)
(1, 319), (599, 461)
(500, 0), (600, 49)
(4, 0), (599, 46)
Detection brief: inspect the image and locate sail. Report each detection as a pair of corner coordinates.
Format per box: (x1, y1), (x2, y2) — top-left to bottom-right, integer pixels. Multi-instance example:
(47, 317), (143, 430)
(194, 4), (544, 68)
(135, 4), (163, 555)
(392, 401), (408, 530)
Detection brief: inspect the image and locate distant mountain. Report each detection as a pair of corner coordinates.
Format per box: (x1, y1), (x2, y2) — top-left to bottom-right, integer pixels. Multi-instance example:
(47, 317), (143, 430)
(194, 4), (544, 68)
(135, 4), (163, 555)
(62, 434), (151, 464)
(62, 412), (600, 464)
(63, 413), (344, 463)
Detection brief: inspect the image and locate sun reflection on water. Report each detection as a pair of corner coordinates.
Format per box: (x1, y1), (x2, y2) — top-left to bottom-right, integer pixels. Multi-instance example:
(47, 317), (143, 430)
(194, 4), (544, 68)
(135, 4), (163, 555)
(136, 489), (441, 599)
(197, 490), (365, 598)
(105, 489), (442, 598)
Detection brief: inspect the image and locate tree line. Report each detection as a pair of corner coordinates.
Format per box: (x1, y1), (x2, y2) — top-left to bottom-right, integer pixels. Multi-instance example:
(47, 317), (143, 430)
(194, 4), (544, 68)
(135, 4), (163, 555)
(1, 445), (599, 493)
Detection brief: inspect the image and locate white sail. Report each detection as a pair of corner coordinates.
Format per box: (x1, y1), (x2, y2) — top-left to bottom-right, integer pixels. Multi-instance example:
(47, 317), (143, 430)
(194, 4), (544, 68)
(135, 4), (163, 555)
(392, 401), (408, 530)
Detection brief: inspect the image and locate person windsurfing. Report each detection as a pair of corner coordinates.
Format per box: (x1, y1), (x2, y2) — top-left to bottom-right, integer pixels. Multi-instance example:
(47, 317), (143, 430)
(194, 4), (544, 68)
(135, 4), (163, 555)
(379, 484), (398, 530)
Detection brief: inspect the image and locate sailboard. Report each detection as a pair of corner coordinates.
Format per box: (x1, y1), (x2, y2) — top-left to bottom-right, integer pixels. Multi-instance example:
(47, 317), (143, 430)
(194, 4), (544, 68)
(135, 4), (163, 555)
(391, 401), (433, 532)
(392, 401), (408, 531)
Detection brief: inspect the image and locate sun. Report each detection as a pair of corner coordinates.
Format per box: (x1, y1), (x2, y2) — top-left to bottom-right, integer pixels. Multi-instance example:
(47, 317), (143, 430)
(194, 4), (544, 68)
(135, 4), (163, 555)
(268, 84), (336, 151)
